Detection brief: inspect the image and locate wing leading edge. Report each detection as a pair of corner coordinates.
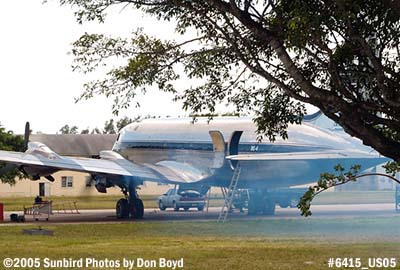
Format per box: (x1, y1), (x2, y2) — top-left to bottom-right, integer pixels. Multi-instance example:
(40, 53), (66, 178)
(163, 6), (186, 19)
(0, 148), (204, 185)
(226, 150), (385, 161)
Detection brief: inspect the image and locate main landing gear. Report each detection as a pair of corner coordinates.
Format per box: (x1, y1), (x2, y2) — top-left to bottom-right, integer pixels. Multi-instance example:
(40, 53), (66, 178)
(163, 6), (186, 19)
(247, 190), (276, 216)
(116, 187), (144, 219)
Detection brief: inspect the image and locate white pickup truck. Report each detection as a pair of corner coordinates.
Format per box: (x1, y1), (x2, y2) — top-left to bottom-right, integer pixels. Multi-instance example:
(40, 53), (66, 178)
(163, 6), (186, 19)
(157, 188), (206, 211)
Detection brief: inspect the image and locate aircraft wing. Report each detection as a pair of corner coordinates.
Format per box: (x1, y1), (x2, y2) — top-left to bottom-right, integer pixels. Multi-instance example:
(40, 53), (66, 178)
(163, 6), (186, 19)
(0, 148), (202, 184)
(226, 150), (382, 161)
(225, 150), (388, 177)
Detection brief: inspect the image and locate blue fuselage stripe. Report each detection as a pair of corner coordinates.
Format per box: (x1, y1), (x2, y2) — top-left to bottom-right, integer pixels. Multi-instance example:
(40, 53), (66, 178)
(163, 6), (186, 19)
(115, 141), (331, 153)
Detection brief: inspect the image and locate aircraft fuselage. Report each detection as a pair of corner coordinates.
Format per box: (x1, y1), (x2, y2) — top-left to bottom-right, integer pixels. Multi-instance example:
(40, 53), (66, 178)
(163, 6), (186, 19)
(113, 118), (385, 190)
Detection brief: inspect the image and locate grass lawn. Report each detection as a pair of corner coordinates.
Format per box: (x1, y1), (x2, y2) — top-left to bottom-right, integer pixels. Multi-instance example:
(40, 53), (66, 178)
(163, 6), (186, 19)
(1, 218), (400, 269)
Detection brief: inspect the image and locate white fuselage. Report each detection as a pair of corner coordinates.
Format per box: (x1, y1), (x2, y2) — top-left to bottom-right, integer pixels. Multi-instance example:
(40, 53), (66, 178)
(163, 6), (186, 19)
(112, 117), (384, 189)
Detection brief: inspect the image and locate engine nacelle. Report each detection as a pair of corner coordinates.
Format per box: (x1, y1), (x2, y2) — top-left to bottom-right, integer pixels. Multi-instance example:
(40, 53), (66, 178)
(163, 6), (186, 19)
(25, 142), (61, 160)
(91, 175), (115, 193)
(99, 150), (125, 160)
(23, 165), (57, 181)
(21, 142), (59, 180)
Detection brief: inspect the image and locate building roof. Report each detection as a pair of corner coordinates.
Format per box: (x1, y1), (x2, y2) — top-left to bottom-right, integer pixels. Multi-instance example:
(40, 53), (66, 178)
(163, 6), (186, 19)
(30, 134), (118, 157)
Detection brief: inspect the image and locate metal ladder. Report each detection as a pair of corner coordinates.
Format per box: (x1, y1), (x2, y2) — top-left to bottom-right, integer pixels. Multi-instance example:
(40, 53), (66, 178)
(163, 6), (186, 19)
(218, 163), (241, 223)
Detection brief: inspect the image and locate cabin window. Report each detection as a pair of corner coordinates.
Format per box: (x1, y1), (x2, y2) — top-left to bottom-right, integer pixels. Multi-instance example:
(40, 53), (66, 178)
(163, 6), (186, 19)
(61, 176), (73, 188)
(157, 182), (168, 186)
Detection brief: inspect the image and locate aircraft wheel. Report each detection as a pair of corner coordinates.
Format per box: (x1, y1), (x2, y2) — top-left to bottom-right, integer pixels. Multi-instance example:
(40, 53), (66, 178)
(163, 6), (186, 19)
(159, 200), (166, 211)
(248, 193), (263, 215)
(116, 198), (129, 219)
(262, 199), (276, 216)
(134, 199), (144, 219)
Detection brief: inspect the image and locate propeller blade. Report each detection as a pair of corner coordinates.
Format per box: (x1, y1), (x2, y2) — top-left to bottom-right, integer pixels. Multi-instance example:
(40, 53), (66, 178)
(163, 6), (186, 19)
(24, 122), (30, 151)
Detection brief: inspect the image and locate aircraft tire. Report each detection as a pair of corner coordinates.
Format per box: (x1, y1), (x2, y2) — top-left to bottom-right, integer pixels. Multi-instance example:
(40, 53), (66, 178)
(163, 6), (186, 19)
(262, 198), (276, 216)
(134, 199), (144, 219)
(116, 198), (129, 219)
(247, 199), (257, 215)
(248, 192), (263, 215)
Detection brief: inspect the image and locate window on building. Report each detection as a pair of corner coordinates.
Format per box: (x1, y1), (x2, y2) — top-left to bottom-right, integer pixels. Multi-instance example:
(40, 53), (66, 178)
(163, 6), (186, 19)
(61, 176), (73, 188)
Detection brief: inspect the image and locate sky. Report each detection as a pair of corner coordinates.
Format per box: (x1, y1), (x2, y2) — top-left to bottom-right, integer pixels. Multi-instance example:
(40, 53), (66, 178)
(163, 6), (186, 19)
(0, 1), (187, 134)
(0, 1), (317, 135)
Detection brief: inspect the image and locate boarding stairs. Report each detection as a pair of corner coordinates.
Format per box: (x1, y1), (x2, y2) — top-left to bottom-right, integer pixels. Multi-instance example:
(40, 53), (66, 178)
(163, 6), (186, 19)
(218, 163), (241, 223)
(52, 201), (80, 214)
